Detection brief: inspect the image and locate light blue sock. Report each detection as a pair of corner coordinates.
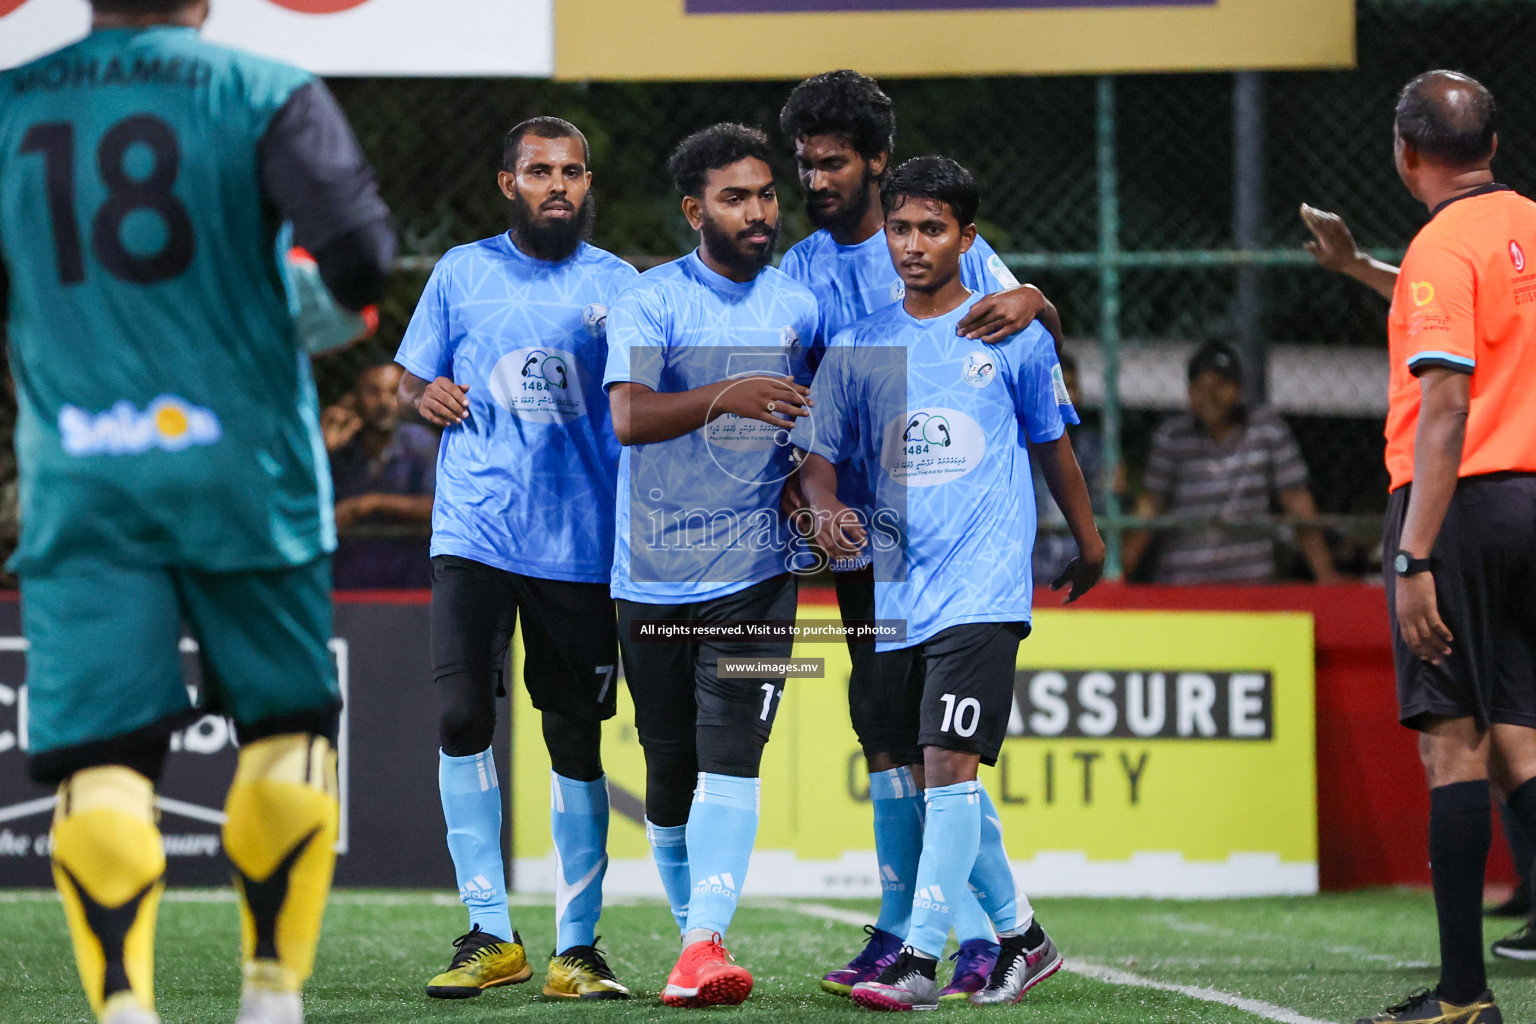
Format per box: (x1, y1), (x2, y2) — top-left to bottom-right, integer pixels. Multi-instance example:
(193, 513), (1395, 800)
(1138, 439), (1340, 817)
(969, 783), (1026, 935)
(646, 818), (690, 936)
(951, 879), (999, 945)
(906, 780), (981, 959)
(439, 747), (510, 942)
(869, 766), (924, 937)
(551, 772), (609, 952)
(684, 773), (760, 937)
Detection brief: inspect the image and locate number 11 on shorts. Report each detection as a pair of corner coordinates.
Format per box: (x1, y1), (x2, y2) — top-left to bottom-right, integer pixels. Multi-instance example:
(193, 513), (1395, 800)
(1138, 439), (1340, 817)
(760, 683), (781, 721)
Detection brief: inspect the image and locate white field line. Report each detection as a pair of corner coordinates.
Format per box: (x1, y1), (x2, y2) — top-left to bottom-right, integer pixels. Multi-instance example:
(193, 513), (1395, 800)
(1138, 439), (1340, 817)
(1144, 912), (1431, 969)
(0, 889), (662, 908)
(771, 899), (1338, 1024)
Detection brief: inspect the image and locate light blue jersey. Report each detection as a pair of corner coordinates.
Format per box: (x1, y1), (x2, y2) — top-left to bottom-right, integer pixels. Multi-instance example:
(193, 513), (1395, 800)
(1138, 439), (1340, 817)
(779, 229), (1019, 568)
(792, 292), (1077, 651)
(396, 236), (637, 583)
(603, 250), (821, 604)
(779, 228), (1018, 342)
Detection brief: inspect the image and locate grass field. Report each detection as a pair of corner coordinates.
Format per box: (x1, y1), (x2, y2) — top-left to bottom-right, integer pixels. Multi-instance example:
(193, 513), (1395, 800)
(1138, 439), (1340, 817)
(4, 889), (1536, 1024)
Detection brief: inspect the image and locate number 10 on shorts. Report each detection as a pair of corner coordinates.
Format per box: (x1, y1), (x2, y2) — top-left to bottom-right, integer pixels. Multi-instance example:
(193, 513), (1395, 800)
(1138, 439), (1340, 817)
(939, 693), (981, 737)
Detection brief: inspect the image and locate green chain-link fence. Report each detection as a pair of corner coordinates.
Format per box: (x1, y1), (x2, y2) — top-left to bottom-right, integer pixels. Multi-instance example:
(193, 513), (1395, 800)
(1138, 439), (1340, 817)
(310, 0), (1535, 581)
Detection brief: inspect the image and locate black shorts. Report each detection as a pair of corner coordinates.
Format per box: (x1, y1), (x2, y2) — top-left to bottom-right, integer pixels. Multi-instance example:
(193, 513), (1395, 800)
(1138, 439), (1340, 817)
(616, 574), (797, 774)
(1385, 473), (1536, 731)
(835, 567), (913, 764)
(430, 554), (619, 720)
(886, 621), (1029, 766)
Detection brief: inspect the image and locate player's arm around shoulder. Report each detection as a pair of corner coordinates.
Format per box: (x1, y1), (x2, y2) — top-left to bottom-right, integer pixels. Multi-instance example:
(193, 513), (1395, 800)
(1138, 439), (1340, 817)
(957, 234), (1062, 346)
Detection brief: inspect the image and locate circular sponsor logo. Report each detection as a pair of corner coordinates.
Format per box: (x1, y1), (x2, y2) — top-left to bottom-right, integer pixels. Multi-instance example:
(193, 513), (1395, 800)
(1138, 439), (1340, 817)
(489, 348), (586, 423)
(882, 407), (985, 488)
(0, 0), (32, 17)
(582, 303), (608, 338)
(889, 278), (906, 303)
(1512, 240), (1527, 273)
(1411, 281), (1436, 307)
(987, 252), (1020, 289)
(961, 351), (997, 389)
(703, 377), (809, 486)
(265, 0), (372, 13)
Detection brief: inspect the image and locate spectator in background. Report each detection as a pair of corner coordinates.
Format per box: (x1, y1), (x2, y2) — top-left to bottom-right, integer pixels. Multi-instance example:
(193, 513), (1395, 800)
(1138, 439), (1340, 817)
(1124, 341), (1340, 584)
(1033, 351), (1112, 583)
(326, 360), (438, 588)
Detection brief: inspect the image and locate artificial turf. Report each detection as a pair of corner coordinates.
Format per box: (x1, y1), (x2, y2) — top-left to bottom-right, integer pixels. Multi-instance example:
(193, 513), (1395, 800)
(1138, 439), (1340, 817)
(4, 889), (1536, 1023)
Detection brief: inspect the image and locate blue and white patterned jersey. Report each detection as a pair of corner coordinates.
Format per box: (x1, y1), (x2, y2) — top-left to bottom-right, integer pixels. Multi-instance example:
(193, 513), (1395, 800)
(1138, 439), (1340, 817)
(603, 250), (821, 604)
(395, 235), (636, 583)
(791, 292), (1077, 650)
(779, 229), (1019, 568)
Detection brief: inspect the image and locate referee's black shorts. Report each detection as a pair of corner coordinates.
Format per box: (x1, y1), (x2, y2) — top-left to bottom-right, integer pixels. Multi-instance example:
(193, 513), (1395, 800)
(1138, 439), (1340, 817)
(430, 554), (620, 722)
(1386, 472), (1536, 731)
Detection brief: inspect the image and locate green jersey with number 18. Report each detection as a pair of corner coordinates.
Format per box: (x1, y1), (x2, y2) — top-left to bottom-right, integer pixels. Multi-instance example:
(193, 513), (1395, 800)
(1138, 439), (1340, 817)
(0, 26), (386, 575)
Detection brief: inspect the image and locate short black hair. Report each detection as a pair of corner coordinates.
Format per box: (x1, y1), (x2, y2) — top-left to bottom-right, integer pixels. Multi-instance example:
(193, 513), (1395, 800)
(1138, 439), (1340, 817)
(91, 0), (195, 12)
(779, 70), (897, 161)
(667, 123), (774, 198)
(880, 156), (979, 228)
(1188, 340), (1243, 384)
(1395, 70), (1497, 166)
(502, 116), (590, 172)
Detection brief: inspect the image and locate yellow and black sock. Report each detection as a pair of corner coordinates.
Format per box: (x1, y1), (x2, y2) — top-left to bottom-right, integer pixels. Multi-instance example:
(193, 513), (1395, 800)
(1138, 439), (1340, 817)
(222, 733), (339, 992)
(51, 766), (165, 1020)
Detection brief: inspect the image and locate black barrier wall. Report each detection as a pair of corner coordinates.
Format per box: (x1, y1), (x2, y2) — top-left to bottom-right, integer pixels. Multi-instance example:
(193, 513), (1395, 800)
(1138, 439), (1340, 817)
(0, 595), (500, 889)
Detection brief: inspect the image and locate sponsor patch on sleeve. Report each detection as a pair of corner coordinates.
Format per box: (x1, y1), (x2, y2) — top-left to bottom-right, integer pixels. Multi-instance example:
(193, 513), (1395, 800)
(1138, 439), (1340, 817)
(1052, 363), (1072, 406)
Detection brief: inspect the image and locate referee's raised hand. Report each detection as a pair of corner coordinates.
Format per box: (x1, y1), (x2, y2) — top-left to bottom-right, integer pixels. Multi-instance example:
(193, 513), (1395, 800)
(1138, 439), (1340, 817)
(1396, 572), (1454, 664)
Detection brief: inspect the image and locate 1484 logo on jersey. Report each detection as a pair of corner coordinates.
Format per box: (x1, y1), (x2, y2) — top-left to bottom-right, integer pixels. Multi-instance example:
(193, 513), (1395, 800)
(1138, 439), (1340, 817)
(489, 347), (587, 423)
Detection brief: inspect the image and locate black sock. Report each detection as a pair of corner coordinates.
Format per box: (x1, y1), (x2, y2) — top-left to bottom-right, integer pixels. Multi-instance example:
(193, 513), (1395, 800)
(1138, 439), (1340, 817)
(1430, 781), (1491, 1004)
(1501, 777), (1536, 913)
(1021, 920), (1045, 947)
(902, 950), (938, 977)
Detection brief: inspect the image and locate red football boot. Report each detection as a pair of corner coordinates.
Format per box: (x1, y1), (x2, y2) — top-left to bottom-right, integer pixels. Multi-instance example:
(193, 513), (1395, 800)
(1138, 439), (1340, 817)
(662, 933), (753, 1008)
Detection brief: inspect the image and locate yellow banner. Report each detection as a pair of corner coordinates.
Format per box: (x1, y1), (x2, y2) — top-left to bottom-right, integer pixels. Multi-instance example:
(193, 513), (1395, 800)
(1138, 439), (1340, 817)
(553, 0), (1353, 81)
(513, 606), (1316, 897)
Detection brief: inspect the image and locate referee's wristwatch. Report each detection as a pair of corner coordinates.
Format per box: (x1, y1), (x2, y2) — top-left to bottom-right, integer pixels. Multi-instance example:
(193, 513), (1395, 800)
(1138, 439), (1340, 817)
(1393, 549), (1434, 577)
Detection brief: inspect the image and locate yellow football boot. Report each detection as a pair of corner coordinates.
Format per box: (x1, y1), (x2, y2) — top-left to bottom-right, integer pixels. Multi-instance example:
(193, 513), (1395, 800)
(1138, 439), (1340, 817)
(425, 926), (532, 998)
(542, 941), (632, 1001)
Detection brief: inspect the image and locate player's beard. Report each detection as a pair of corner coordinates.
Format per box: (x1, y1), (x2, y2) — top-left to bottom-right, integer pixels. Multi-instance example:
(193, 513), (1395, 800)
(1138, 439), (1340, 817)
(700, 211), (778, 279)
(508, 189), (594, 262)
(805, 168), (876, 235)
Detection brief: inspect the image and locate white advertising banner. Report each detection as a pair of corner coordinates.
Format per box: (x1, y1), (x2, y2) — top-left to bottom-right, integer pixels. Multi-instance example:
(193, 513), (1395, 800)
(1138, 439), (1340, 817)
(0, 0), (554, 76)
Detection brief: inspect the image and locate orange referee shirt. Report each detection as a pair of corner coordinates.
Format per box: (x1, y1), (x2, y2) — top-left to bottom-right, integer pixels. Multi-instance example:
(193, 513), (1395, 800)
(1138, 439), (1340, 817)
(1385, 184), (1536, 490)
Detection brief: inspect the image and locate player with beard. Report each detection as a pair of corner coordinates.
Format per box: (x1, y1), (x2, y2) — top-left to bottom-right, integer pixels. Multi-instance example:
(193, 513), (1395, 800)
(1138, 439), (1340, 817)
(396, 117), (635, 1002)
(603, 123), (820, 1008)
(777, 70), (1063, 1001)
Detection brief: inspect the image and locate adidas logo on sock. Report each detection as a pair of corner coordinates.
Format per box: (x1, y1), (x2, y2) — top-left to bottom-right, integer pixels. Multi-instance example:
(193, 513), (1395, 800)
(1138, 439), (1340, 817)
(693, 873), (737, 898)
(880, 864), (905, 892)
(913, 885), (949, 913)
(460, 874), (497, 900)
